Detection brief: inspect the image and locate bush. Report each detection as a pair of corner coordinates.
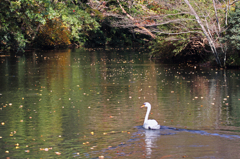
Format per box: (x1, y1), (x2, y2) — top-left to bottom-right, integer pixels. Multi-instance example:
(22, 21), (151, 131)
(34, 18), (71, 48)
(222, 4), (240, 66)
(223, 5), (240, 51)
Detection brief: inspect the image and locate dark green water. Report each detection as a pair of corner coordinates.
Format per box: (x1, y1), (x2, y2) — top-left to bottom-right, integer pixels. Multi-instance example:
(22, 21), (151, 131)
(1, 48), (240, 158)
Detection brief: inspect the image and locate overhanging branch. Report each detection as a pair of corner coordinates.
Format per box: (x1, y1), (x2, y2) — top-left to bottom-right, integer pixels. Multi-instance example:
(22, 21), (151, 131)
(116, 0), (156, 39)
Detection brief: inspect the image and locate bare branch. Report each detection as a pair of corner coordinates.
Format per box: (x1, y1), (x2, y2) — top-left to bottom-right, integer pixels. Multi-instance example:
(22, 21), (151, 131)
(151, 31), (204, 35)
(184, 0), (221, 66)
(212, 0), (221, 32)
(111, 17), (196, 28)
(116, 0), (156, 38)
(230, 0), (240, 5)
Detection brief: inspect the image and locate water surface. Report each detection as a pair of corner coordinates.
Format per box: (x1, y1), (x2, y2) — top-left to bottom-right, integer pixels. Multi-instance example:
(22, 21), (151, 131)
(1, 48), (240, 158)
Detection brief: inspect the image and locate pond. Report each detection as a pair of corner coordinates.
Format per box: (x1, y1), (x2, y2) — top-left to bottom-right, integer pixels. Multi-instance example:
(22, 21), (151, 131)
(0, 47), (240, 158)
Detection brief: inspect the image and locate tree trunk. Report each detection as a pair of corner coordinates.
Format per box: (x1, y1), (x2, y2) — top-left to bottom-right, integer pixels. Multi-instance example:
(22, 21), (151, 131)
(184, 0), (222, 66)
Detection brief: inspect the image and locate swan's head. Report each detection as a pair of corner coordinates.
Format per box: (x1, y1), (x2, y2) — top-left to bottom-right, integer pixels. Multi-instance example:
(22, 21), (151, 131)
(141, 102), (151, 108)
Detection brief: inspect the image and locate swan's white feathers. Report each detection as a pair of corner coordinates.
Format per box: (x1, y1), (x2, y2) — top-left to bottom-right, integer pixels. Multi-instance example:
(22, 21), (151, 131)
(146, 119), (158, 125)
(142, 102), (160, 130)
(143, 119), (160, 129)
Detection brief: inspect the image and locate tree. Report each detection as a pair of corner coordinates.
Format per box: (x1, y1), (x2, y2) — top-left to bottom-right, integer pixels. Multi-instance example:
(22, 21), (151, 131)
(0, 0), (100, 52)
(184, 0), (222, 66)
(0, 0), (46, 52)
(86, 0), (232, 66)
(221, 3), (240, 66)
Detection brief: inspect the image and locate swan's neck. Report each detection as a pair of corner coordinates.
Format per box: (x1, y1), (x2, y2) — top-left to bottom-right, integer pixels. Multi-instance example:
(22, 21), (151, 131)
(144, 106), (151, 124)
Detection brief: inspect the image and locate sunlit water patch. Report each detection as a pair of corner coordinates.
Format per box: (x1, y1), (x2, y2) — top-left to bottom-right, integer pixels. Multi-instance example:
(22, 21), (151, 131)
(1, 48), (240, 158)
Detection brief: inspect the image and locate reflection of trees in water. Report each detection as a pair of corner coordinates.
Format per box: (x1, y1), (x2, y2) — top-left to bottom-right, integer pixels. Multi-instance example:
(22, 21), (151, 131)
(154, 67), (239, 129)
(85, 53), (240, 131)
(220, 69), (240, 128)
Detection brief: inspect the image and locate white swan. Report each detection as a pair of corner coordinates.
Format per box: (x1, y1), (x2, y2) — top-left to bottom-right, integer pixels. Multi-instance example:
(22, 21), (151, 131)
(141, 102), (160, 130)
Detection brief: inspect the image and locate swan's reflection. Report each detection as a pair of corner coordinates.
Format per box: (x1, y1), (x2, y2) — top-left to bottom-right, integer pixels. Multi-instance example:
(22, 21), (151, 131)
(144, 129), (161, 158)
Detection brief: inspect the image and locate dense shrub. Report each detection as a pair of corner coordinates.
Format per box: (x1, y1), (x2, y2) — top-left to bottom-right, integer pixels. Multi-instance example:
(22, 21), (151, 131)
(34, 18), (71, 48)
(222, 4), (240, 66)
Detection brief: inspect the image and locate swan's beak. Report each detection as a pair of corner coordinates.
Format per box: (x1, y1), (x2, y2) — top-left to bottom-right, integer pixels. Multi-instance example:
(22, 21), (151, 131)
(141, 104), (145, 108)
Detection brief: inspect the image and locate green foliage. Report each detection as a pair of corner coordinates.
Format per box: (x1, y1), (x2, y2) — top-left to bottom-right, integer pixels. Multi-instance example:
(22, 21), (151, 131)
(0, 0), (100, 52)
(1, 0), (151, 52)
(226, 53), (240, 66)
(34, 18), (71, 48)
(222, 4), (240, 51)
(148, 6), (198, 59)
(149, 34), (190, 60)
(221, 3), (240, 66)
(103, 27), (134, 46)
(0, 0), (40, 52)
(59, 5), (100, 43)
(83, 19), (151, 47)
(148, 0), (228, 64)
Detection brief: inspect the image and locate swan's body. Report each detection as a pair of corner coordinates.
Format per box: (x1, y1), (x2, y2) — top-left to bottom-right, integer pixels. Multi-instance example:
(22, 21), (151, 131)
(141, 102), (160, 130)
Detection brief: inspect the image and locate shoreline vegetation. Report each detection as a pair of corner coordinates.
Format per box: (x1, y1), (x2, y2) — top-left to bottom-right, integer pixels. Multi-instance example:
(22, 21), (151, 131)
(1, 0), (240, 67)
